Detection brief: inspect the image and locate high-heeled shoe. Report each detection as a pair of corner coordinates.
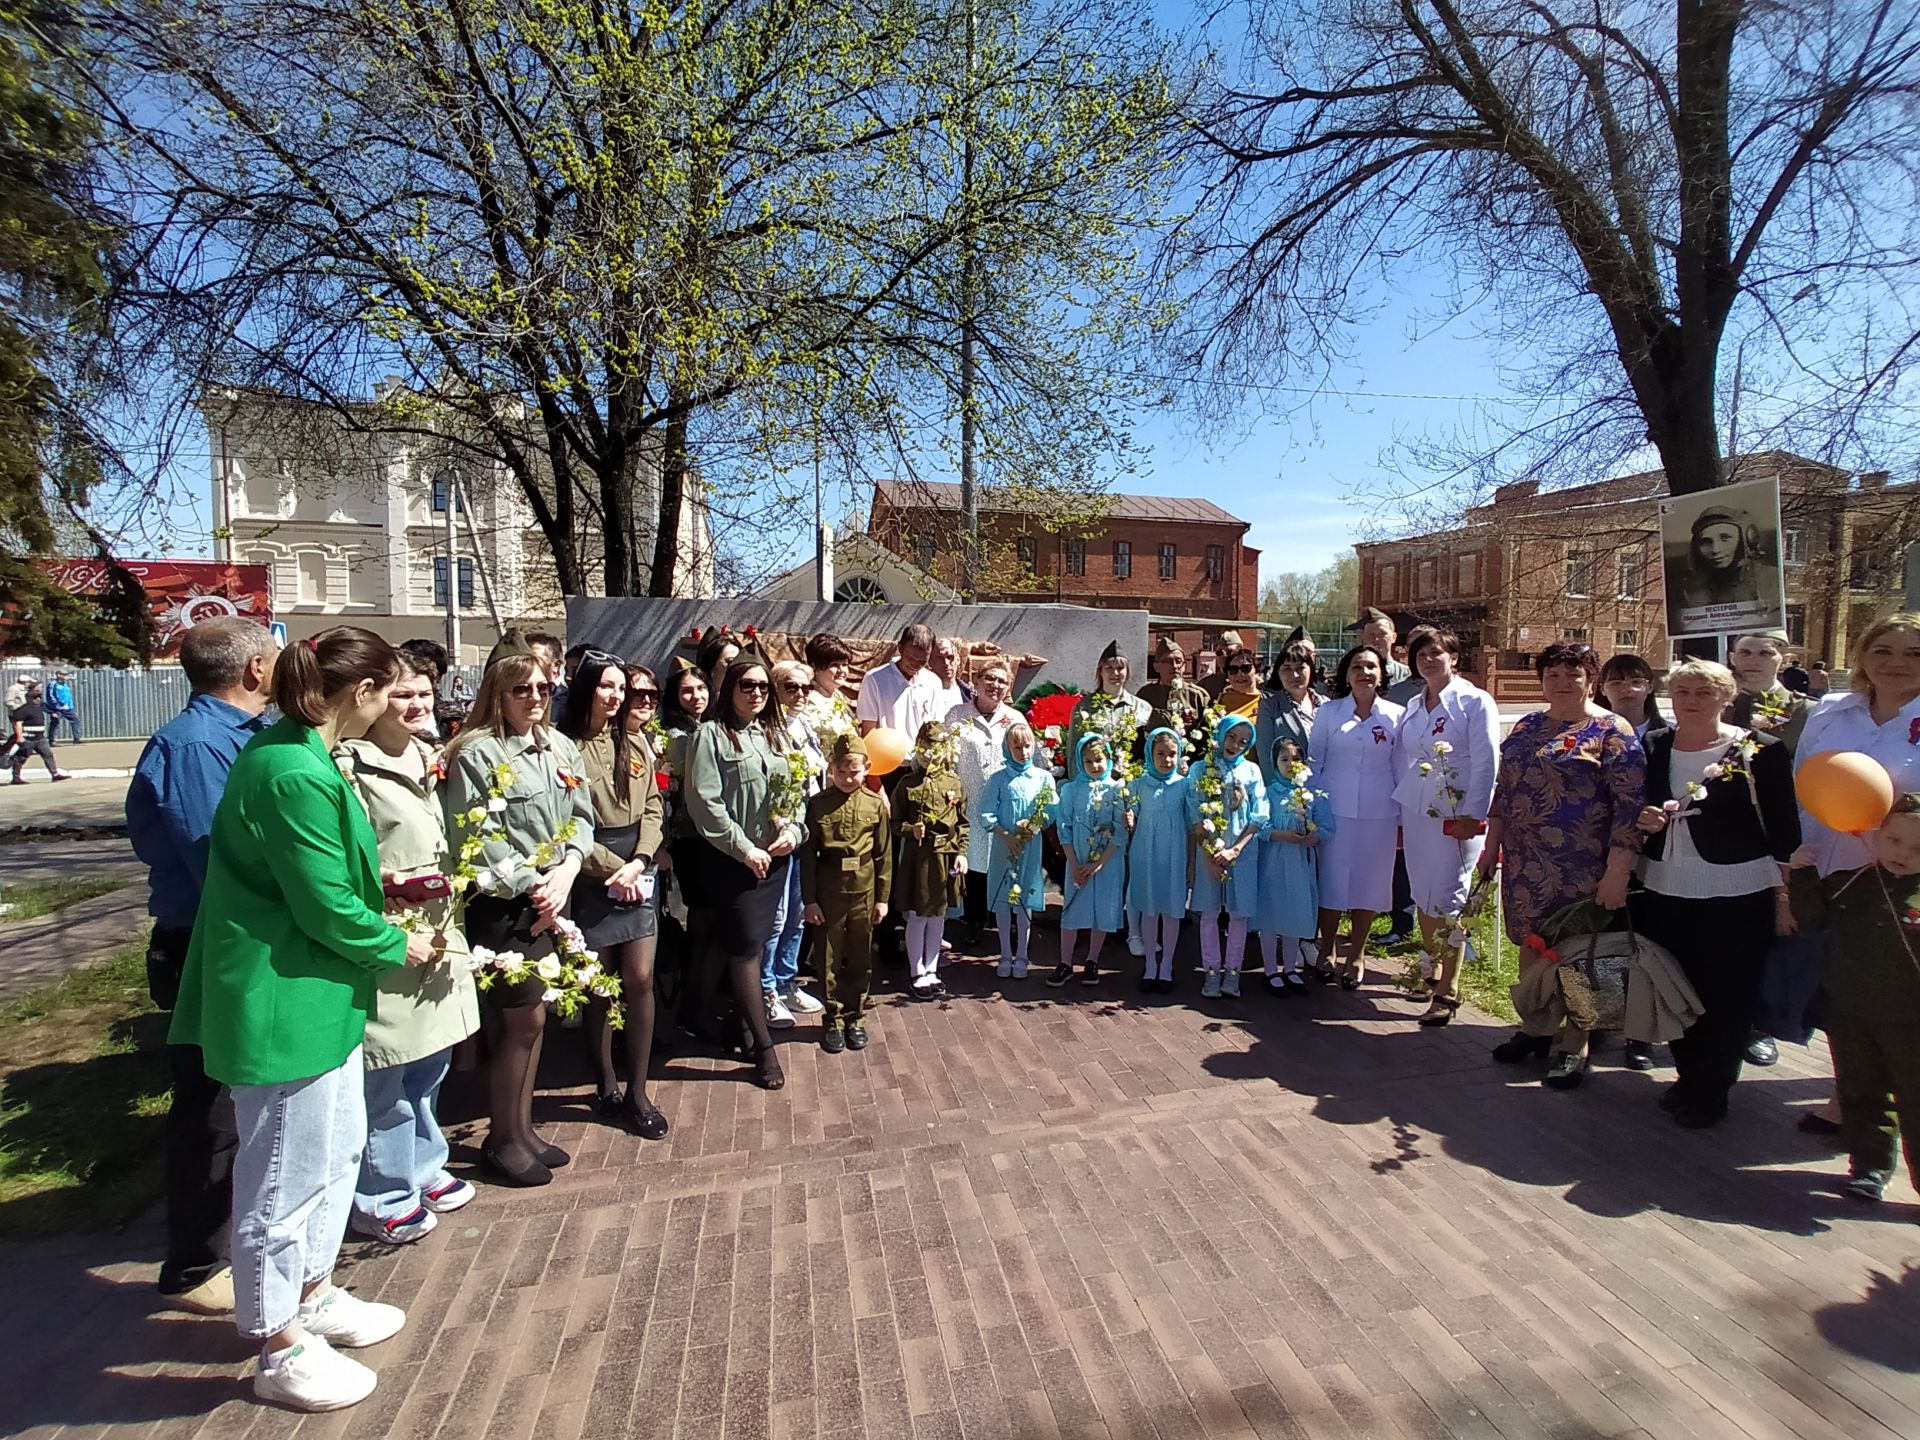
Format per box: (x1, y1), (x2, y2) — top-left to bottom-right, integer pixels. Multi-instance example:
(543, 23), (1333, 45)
(1418, 996), (1460, 1028)
(620, 1096), (671, 1140)
(1339, 960), (1362, 991)
(481, 1140), (553, 1188)
(752, 1043), (786, 1091)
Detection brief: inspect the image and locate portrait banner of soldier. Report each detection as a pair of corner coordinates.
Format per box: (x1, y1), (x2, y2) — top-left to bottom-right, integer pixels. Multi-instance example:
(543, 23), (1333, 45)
(1658, 475), (1787, 640)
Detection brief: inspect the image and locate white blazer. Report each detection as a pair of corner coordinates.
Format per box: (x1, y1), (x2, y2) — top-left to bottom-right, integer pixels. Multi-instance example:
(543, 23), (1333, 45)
(1391, 677), (1501, 821)
(1308, 694), (1406, 820)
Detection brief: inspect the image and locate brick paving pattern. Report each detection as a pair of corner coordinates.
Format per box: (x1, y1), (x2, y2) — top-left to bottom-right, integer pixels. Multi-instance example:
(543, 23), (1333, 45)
(3, 931), (1918, 1439)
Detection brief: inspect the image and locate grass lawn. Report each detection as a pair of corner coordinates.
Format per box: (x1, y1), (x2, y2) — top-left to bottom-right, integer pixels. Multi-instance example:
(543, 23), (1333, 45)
(0, 931), (171, 1240)
(0, 877), (130, 922)
(1370, 908), (1520, 1024)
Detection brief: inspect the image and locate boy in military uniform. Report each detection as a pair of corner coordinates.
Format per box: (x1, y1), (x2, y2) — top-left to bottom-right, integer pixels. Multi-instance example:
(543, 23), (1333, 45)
(802, 733), (893, 1053)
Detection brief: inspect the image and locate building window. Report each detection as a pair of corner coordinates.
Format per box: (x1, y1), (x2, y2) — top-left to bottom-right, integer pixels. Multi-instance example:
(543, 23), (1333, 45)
(915, 534), (936, 571)
(1456, 552), (1479, 594)
(297, 550), (327, 605)
(1377, 563), (1398, 600)
(1016, 536), (1037, 572)
(1783, 528), (1805, 564)
(1065, 538), (1086, 576)
(1158, 542), (1177, 580)
(1113, 540), (1131, 579)
(1565, 548), (1592, 598)
(1561, 627), (1589, 641)
(1615, 629), (1638, 649)
(430, 472), (463, 514)
(347, 554), (377, 606)
(835, 576), (887, 604)
(1785, 603), (1806, 646)
(433, 556), (449, 608)
(458, 558), (475, 608)
(1415, 558), (1436, 600)
(1204, 545), (1224, 583)
(1616, 547), (1642, 600)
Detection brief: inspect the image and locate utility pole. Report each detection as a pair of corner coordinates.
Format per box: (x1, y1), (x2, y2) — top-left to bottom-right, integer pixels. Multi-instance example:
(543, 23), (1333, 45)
(453, 473), (506, 636)
(957, 0), (980, 602)
(442, 476), (461, 663)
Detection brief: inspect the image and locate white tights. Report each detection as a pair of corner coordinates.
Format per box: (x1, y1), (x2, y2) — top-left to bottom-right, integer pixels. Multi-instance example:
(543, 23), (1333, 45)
(1139, 913), (1182, 981)
(1259, 933), (1310, 975)
(1060, 928), (1108, 972)
(995, 907), (1032, 965)
(905, 913), (947, 981)
(1198, 913), (1249, 973)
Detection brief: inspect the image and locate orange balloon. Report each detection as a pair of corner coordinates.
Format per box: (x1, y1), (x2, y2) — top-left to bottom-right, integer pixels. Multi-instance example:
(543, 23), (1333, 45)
(863, 726), (909, 777)
(1795, 750), (1895, 835)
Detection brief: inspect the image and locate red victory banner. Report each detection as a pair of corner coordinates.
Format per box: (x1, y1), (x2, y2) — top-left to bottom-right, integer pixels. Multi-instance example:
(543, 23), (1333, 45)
(44, 558), (273, 658)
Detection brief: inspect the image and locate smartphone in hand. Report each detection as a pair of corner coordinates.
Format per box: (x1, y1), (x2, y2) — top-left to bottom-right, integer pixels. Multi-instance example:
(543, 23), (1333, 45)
(384, 873), (452, 906)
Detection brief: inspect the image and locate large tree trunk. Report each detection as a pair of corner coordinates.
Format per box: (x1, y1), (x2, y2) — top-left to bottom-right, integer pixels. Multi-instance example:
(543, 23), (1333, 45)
(650, 398), (690, 598)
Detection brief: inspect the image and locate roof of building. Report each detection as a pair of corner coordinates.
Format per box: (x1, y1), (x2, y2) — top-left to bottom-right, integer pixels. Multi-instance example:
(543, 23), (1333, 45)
(872, 480), (1247, 528)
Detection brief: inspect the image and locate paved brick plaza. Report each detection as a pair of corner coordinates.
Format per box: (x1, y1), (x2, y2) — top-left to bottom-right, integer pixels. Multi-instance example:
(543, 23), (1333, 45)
(4, 936), (1919, 1440)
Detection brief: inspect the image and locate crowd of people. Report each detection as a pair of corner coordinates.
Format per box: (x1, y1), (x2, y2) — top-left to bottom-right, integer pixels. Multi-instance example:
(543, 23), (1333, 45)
(117, 607), (1920, 1412)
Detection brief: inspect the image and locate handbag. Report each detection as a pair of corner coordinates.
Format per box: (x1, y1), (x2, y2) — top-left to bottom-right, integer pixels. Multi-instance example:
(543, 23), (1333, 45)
(1557, 928), (1635, 1033)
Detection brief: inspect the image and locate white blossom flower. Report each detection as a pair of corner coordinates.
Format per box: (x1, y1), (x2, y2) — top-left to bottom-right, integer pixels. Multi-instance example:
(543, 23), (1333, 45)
(535, 955), (563, 981)
(1431, 740), (1453, 755)
(575, 961), (601, 984)
(541, 987), (562, 1004)
(486, 796), (508, 814)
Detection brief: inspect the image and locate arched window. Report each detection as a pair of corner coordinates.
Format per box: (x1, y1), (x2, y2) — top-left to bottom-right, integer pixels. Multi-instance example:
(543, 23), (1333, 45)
(834, 576), (887, 604)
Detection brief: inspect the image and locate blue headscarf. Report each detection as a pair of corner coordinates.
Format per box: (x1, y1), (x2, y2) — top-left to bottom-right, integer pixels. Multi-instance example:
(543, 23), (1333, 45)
(1213, 712), (1255, 763)
(1002, 725), (1034, 774)
(1073, 731), (1112, 778)
(1140, 726), (1182, 783)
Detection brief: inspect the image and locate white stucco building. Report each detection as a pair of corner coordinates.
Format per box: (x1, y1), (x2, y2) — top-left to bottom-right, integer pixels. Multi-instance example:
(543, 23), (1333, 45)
(204, 388), (712, 660)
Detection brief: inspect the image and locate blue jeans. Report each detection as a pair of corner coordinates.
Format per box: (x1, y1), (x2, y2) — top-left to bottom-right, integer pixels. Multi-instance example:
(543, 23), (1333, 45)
(230, 1047), (365, 1339)
(354, 1050), (452, 1227)
(761, 857), (804, 994)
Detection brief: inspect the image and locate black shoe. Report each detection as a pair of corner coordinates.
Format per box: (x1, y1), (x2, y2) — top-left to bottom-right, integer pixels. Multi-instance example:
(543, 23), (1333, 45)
(1658, 1082), (1689, 1113)
(620, 1097), (671, 1141)
(1745, 1033), (1779, 1067)
(1138, 975), (1156, 995)
(1492, 1032), (1552, 1064)
(753, 1043), (786, 1090)
(595, 1086), (626, 1116)
(1417, 997), (1460, 1028)
(845, 1024), (870, 1051)
(1046, 963), (1073, 989)
(1673, 1102), (1725, 1129)
(481, 1141), (553, 1188)
(536, 1140), (570, 1169)
(1622, 1040), (1655, 1072)
(1080, 967), (1100, 987)
(1284, 972), (1310, 996)
(1843, 1172), (1887, 1204)
(820, 1023), (846, 1054)
(1543, 1052), (1588, 1090)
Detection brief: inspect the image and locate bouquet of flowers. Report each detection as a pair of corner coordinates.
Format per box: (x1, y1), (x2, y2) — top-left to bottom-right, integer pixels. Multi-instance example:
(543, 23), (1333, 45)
(1419, 738), (1468, 825)
(1748, 692), (1792, 732)
(396, 760), (581, 935)
(1193, 759), (1239, 871)
(1075, 692), (1143, 783)
(1004, 780), (1057, 908)
(1185, 699), (1228, 767)
(466, 915), (625, 1023)
(1018, 685), (1083, 778)
(1281, 762), (1323, 835)
(770, 745), (821, 829)
(1084, 778), (1127, 864)
(1664, 734), (1763, 809)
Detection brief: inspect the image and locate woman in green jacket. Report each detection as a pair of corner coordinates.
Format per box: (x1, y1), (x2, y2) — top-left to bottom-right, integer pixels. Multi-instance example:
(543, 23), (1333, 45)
(337, 654), (480, 1245)
(685, 656), (807, 1089)
(170, 626), (436, 1413)
(441, 640), (593, 1187)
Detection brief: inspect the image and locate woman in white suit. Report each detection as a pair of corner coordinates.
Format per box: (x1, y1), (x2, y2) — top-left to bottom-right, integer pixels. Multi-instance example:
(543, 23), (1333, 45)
(1309, 645), (1405, 989)
(1392, 626), (1501, 1024)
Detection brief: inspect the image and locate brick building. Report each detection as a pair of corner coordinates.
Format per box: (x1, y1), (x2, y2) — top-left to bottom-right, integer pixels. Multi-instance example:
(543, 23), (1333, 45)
(1355, 451), (1920, 701)
(867, 481), (1260, 656)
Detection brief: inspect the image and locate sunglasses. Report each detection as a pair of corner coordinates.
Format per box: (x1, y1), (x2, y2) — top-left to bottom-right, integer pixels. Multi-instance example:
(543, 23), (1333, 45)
(736, 679), (771, 694)
(779, 681), (809, 694)
(582, 648), (623, 667)
(510, 682), (554, 700)
(630, 688), (660, 701)
(1228, 663), (1255, 674)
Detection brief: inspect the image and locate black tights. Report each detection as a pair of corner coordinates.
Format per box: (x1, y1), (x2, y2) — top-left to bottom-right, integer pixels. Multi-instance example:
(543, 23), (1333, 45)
(592, 936), (659, 1104)
(725, 948), (775, 1054)
(487, 1001), (548, 1165)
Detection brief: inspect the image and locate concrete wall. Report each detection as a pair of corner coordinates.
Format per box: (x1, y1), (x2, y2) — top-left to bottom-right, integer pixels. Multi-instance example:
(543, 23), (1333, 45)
(565, 597), (1147, 695)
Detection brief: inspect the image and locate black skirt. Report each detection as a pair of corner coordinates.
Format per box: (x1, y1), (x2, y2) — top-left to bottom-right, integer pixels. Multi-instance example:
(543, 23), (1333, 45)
(465, 893), (556, 1009)
(691, 843), (789, 956)
(573, 823), (659, 947)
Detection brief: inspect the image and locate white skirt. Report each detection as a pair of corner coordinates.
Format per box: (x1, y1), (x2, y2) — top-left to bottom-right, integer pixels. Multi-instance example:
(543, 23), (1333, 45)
(1400, 810), (1483, 916)
(1320, 815), (1398, 913)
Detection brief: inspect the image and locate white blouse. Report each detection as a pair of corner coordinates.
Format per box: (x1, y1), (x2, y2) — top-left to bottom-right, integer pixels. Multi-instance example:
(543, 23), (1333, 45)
(1308, 694), (1406, 820)
(1390, 677), (1501, 822)
(1638, 728), (1783, 898)
(1796, 690), (1920, 875)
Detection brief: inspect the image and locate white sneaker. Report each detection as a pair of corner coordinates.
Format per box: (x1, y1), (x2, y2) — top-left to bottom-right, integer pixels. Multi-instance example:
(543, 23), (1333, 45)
(1222, 970), (1241, 999)
(996, 958), (1013, 978)
(254, 1335), (377, 1411)
(1011, 958), (1029, 979)
(1128, 934), (1146, 957)
(766, 990), (796, 1029)
(1201, 970), (1222, 998)
(783, 984), (824, 1015)
(297, 1285), (406, 1348)
(422, 1177), (474, 1214)
(352, 1205), (436, 1246)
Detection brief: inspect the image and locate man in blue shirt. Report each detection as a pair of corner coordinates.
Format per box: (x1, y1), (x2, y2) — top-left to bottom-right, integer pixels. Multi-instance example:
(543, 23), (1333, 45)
(45, 672), (78, 744)
(125, 617), (276, 1313)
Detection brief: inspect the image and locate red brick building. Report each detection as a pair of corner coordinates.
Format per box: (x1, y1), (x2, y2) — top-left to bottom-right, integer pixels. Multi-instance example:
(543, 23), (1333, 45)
(1354, 451), (1920, 701)
(867, 481), (1260, 656)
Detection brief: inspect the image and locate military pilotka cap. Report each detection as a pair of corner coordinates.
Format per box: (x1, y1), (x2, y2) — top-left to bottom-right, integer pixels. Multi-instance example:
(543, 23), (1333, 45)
(829, 732), (868, 763)
(1153, 636), (1184, 659)
(485, 627), (537, 671)
(1098, 640), (1123, 665)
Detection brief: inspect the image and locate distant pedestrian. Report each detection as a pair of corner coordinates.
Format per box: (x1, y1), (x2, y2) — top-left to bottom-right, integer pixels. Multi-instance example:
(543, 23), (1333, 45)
(45, 672), (78, 744)
(9, 681), (70, 784)
(125, 617), (276, 1312)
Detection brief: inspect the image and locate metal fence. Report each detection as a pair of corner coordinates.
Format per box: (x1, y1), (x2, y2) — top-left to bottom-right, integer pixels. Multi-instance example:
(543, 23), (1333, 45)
(2, 664), (196, 740)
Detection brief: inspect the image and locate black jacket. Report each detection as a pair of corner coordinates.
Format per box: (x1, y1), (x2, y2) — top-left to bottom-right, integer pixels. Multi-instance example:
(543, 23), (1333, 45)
(1640, 728), (1800, 866)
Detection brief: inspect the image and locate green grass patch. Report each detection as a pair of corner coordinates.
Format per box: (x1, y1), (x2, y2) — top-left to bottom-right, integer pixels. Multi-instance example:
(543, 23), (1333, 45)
(0, 877), (129, 922)
(1371, 910), (1520, 1024)
(0, 931), (172, 1239)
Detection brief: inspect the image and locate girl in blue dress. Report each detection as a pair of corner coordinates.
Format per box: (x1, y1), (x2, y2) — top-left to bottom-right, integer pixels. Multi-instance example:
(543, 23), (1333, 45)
(977, 722), (1053, 980)
(1052, 735), (1133, 988)
(1186, 713), (1268, 998)
(1257, 737), (1335, 995)
(1127, 727), (1190, 994)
